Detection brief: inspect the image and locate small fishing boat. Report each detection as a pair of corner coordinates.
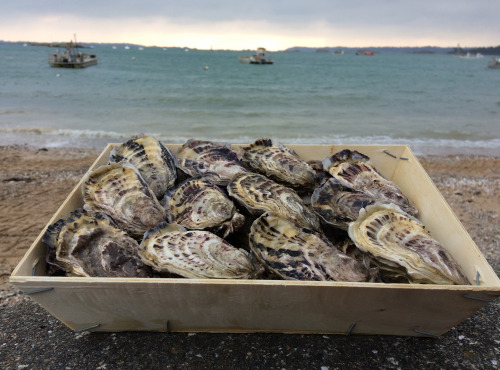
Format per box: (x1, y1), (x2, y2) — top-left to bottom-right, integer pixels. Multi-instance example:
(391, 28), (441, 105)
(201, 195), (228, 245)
(239, 47), (274, 64)
(458, 52), (484, 59)
(355, 50), (374, 55)
(488, 57), (500, 69)
(48, 35), (97, 68)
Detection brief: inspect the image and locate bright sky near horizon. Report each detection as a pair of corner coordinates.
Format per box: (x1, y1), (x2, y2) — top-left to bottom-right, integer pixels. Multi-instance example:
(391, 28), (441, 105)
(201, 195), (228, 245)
(1, 1), (498, 50)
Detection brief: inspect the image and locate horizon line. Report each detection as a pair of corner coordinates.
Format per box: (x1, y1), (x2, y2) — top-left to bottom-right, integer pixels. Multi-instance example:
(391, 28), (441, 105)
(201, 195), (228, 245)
(3, 40), (498, 52)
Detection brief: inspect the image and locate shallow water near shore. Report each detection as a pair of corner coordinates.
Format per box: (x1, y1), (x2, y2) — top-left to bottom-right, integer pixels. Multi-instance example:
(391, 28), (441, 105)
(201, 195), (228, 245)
(1, 43), (499, 155)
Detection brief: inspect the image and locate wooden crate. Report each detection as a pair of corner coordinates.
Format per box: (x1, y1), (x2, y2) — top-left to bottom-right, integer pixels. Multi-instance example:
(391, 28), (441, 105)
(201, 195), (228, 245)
(10, 144), (500, 336)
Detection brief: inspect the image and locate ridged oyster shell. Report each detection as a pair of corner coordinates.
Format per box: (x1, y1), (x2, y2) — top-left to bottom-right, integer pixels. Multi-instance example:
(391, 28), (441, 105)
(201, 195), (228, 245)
(307, 159), (329, 187)
(326, 149), (370, 167)
(43, 209), (152, 277)
(323, 150), (418, 217)
(240, 138), (316, 191)
(176, 139), (249, 186)
(109, 135), (177, 198)
(43, 208), (86, 273)
(138, 222), (264, 279)
(163, 176), (244, 238)
(249, 212), (370, 281)
(82, 162), (165, 237)
(348, 203), (469, 285)
(228, 172), (321, 231)
(312, 178), (375, 230)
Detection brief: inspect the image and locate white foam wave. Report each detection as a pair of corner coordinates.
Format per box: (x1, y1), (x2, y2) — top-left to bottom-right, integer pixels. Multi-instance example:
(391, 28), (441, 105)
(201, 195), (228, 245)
(0, 127), (499, 156)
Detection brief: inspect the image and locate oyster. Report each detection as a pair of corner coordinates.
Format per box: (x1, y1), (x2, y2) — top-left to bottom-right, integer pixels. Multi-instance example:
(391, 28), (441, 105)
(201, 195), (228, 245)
(43, 209), (152, 277)
(138, 222), (264, 279)
(307, 159), (329, 187)
(348, 203), (469, 285)
(337, 237), (380, 280)
(240, 138), (316, 191)
(323, 149), (418, 217)
(228, 172), (321, 231)
(176, 139), (249, 186)
(326, 148), (370, 167)
(82, 162), (165, 237)
(109, 135), (177, 198)
(312, 178), (375, 230)
(163, 176), (245, 238)
(249, 212), (370, 282)
(43, 208), (87, 273)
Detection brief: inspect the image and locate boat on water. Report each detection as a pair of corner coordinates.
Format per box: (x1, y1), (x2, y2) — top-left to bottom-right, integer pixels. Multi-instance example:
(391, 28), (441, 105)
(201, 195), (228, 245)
(488, 57), (500, 69)
(48, 36), (97, 68)
(458, 52), (484, 59)
(239, 47), (274, 64)
(355, 50), (374, 55)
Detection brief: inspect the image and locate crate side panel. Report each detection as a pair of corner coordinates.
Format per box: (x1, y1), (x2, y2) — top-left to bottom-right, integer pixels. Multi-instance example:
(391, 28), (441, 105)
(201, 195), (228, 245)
(11, 280), (498, 335)
(391, 147), (499, 285)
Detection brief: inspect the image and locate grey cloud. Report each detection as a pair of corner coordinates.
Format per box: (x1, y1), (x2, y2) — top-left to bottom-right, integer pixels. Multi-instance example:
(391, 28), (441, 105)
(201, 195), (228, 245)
(2, 0), (499, 40)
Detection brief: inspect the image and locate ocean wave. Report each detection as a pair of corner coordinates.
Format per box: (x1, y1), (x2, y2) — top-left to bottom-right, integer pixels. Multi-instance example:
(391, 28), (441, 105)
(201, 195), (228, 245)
(1, 127), (499, 156)
(0, 127), (129, 140)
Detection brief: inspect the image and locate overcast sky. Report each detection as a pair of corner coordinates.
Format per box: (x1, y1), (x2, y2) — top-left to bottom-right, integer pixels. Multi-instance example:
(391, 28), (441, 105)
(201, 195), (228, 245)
(1, 1), (498, 49)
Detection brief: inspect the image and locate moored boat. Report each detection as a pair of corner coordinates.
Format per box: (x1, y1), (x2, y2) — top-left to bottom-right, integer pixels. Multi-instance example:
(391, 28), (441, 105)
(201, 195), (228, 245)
(48, 35), (97, 68)
(239, 47), (274, 64)
(458, 52), (484, 59)
(355, 50), (374, 55)
(488, 57), (500, 69)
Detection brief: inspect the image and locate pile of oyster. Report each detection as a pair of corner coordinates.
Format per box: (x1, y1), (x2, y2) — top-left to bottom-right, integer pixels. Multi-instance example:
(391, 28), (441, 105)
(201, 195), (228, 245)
(43, 136), (469, 285)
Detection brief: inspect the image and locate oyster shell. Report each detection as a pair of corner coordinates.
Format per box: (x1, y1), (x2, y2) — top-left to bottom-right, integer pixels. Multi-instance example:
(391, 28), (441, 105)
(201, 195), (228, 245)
(43, 208), (87, 273)
(348, 203), (469, 285)
(44, 209), (152, 277)
(138, 222), (264, 279)
(82, 162), (165, 237)
(228, 172), (321, 231)
(307, 159), (329, 187)
(312, 178), (375, 230)
(109, 135), (177, 198)
(249, 212), (370, 282)
(323, 150), (418, 217)
(163, 176), (245, 238)
(176, 139), (249, 186)
(240, 138), (316, 191)
(326, 148), (370, 167)
(337, 237), (380, 280)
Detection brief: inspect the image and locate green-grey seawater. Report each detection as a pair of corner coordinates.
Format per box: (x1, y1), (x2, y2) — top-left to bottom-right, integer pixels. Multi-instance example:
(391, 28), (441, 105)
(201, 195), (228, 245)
(1, 43), (499, 155)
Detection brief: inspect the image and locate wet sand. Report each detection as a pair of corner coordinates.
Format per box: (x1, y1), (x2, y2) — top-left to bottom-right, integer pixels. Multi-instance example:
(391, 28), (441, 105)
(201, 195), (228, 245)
(1, 145), (499, 369)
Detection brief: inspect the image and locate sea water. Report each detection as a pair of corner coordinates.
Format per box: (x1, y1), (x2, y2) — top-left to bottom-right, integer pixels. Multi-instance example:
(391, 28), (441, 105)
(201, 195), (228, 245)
(1, 42), (499, 155)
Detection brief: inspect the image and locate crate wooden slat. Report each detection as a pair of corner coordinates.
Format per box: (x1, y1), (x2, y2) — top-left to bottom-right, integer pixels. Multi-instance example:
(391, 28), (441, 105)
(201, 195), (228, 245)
(10, 144), (500, 336)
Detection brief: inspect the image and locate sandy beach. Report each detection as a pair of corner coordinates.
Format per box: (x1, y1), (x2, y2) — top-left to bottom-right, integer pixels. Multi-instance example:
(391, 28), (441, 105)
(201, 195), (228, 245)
(1, 144), (499, 368)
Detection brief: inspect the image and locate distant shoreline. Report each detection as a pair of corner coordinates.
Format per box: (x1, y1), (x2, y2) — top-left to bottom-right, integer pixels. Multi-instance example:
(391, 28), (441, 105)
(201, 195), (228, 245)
(285, 45), (500, 55)
(2, 40), (499, 54)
